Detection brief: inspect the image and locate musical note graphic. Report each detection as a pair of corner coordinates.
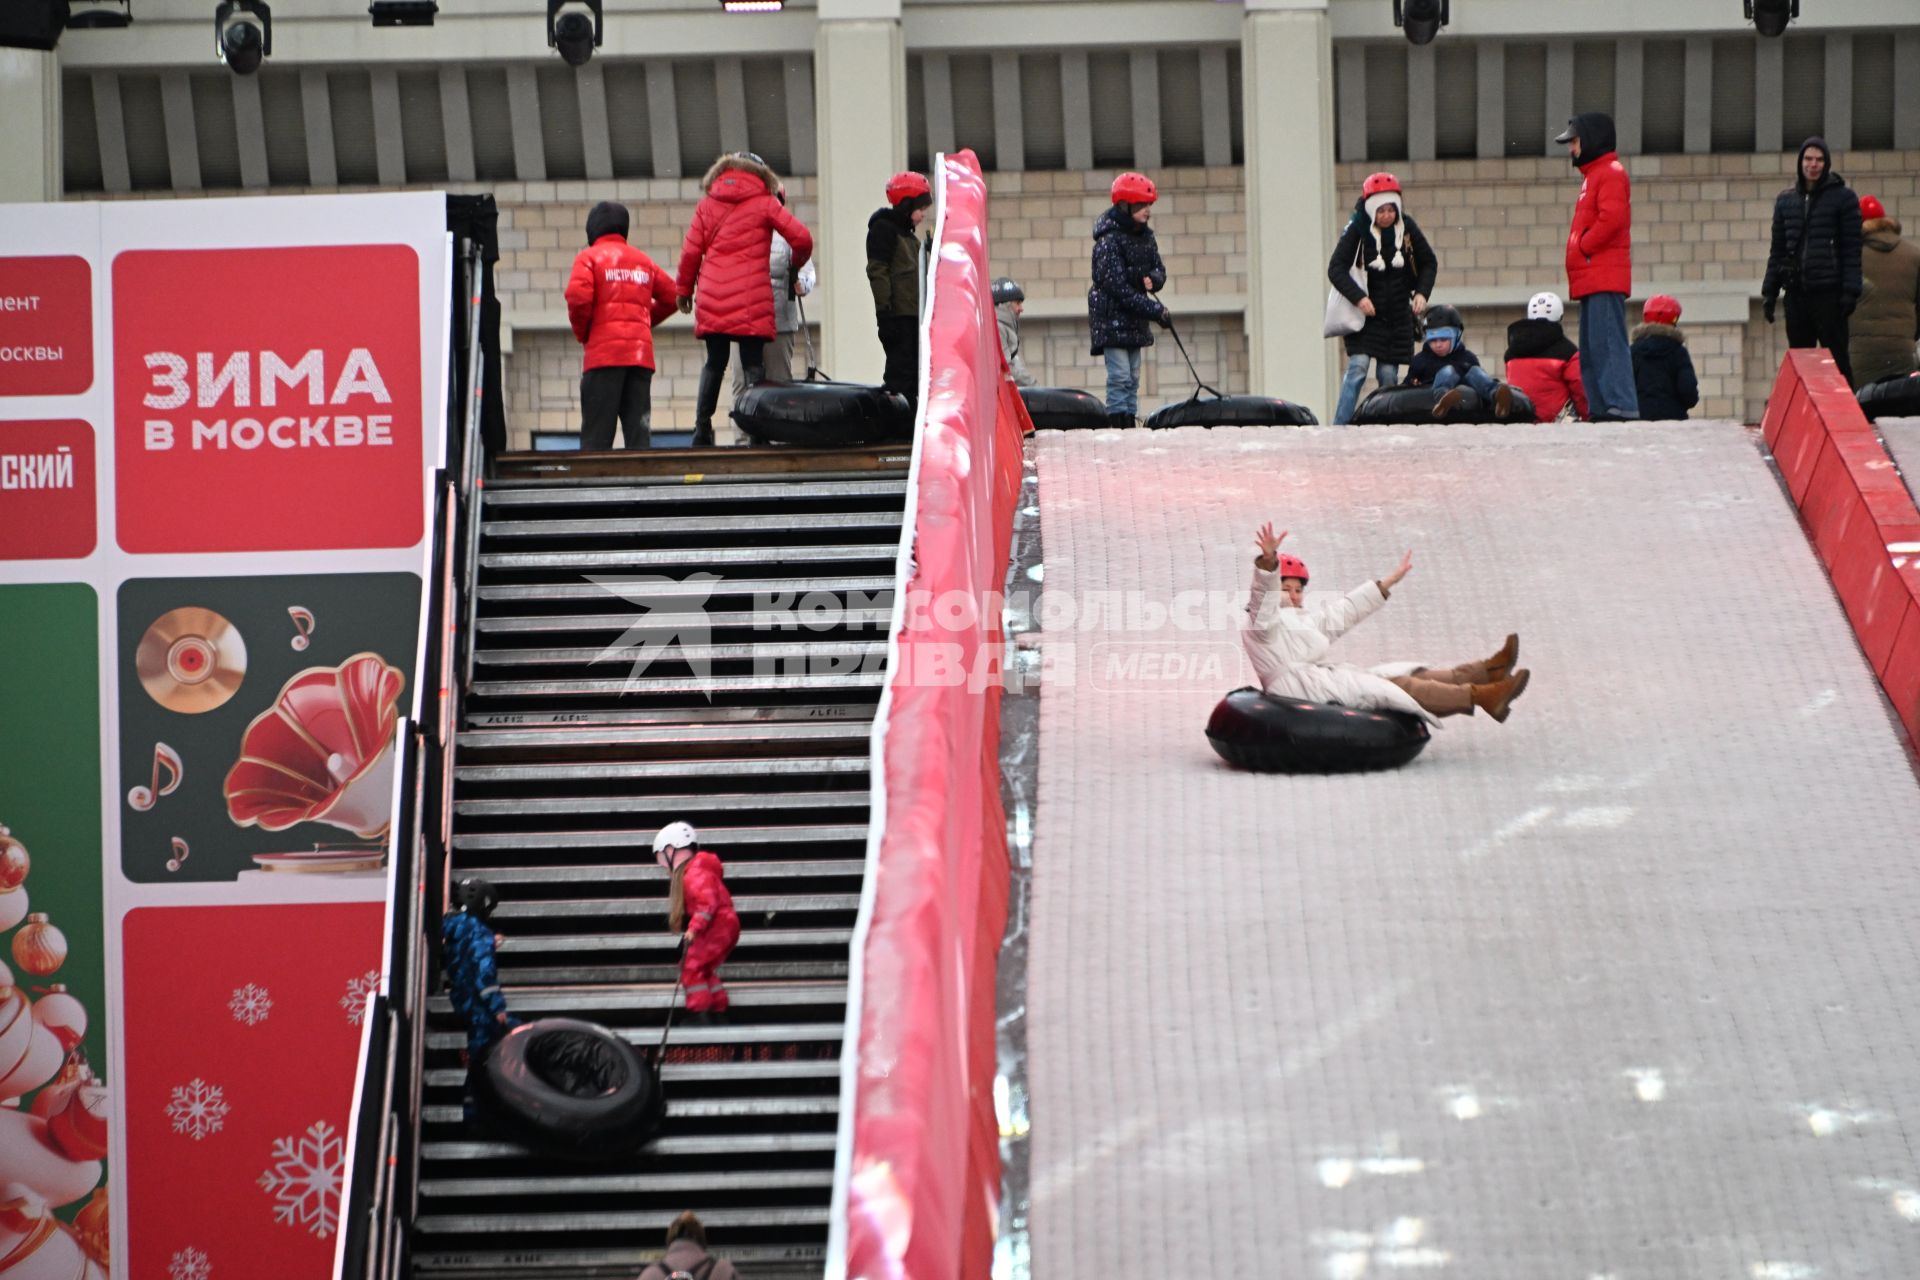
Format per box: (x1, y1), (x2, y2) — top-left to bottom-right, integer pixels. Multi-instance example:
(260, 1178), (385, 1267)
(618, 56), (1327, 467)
(288, 606), (316, 652)
(127, 743), (184, 811)
(166, 836), (190, 873)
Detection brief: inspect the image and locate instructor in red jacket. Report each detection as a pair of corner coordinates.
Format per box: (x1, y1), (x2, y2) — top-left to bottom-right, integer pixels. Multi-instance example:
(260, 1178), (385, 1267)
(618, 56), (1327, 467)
(676, 152), (814, 448)
(565, 201), (680, 450)
(1556, 113), (1640, 421)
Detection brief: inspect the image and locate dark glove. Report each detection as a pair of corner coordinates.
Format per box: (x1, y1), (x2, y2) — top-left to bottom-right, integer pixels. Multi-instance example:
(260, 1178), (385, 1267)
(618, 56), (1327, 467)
(1762, 297), (1776, 325)
(1155, 306), (1173, 330)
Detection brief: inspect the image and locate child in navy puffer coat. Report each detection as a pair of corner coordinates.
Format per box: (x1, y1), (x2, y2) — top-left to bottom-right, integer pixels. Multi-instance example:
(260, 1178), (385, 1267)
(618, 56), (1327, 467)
(1630, 294), (1700, 421)
(1406, 305), (1514, 419)
(1088, 172), (1170, 427)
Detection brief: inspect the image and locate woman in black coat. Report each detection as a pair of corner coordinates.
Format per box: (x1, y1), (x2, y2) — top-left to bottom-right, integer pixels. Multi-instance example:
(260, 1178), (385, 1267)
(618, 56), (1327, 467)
(1328, 172), (1438, 423)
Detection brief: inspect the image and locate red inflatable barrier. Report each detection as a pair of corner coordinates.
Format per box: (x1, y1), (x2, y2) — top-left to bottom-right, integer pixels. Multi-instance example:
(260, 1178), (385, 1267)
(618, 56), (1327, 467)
(832, 149), (1021, 1280)
(1761, 349), (1920, 748)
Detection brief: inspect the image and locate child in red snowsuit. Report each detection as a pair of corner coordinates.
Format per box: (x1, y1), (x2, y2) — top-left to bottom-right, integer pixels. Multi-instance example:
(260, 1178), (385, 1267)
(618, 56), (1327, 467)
(654, 821), (740, 1019)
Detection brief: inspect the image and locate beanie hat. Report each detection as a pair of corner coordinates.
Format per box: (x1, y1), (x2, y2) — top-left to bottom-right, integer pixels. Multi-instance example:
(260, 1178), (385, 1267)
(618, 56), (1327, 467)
(1362, 196), (1406, 272)
(1424, 327), (1462, 347)
(584, 200), (629, 245)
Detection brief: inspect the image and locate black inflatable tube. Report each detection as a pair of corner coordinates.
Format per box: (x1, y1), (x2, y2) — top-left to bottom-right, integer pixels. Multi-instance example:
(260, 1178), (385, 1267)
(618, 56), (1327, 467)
(1351, 384), (1538, 425)
(731, 379), (915, 446)
(1858, 372), (1920, 422)
(476, 1017), (665, 1158)
(1020, 386), (1111, 430)
(1205, 687), (1431, 773)
(1145, 394), (1319, 429)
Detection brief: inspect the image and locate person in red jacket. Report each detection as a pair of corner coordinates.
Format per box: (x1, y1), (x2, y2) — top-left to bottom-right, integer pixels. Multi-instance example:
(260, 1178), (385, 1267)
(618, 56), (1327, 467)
(1503, 292), (1589, 420)
(1555, 113), (1640, 421)
(653, 821), (740, 1021)
(676, 152), (814, 448)
(565, 202), (681, 450)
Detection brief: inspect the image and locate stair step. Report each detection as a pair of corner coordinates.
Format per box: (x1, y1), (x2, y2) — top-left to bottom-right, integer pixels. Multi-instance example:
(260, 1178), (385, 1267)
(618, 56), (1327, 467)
(466, 704), (873, 727)
(478, 609), (890, 636)
(428, 982), (845, 1015)
(422, 1094), (837, 1126)
(456, 757), (869, 783)
(496, 928), (851, 956)
(489, 893), (859, 921)
(416, 1206), (831, 1235)
(456, 721), (871, 753)
(419, 1131), (838, 1160)
(484, 512), (902, 539)
(425, 1021), (841, 1052)
(411, 1243), (826, 1277)
(480, 544), (897, 571)
(474, 641), (887, 669)
(476, 575), (896, 603)
(469, 671), (884, 698)
(483, 859), (863, 886)
(484, 479), (907, 508)
(455, 790), (868, 818)
(498, 961), (847, 985)
(419, 1167), (835, 1197)
(425, 1059), (840, 1089)
(455, 824), (866, 852)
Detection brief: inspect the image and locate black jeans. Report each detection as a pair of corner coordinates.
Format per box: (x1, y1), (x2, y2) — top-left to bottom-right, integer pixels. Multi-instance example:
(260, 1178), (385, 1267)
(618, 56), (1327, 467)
(695, 335), (767, 426)
(878, 316), (918, 400)
(1785, 290), (1855, 386)
(579, 365), (652, 450)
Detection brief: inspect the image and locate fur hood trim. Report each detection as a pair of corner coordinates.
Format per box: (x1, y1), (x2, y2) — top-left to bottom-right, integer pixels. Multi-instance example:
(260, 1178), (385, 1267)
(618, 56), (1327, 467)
(701, 152), (780, 196)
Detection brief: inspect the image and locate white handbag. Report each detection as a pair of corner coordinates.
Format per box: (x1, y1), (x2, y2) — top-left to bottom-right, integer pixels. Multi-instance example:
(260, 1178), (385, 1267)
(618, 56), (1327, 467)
(1323, 245), (1369, 338)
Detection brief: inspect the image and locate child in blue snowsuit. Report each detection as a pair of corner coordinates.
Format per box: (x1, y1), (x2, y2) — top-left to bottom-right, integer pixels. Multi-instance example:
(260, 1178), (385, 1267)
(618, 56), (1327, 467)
(1406, 303), (1514, 419)
(443, 877), (514, 1071)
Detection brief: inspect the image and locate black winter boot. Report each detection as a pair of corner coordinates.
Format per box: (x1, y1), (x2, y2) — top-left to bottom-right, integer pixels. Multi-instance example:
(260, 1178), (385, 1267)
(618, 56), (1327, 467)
(1106, 413), (1135, 429)
(692, 362), (725, 448)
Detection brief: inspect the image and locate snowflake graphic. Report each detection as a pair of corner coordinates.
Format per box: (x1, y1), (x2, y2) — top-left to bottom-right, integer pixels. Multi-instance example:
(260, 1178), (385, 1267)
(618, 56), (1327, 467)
(229, 983), (272, 1026)
(165, 1079), (230, 1141)
(258, 1119), (344, 1238)
(168, 1246), (212, 1280)
(340, 969), (382, 1026)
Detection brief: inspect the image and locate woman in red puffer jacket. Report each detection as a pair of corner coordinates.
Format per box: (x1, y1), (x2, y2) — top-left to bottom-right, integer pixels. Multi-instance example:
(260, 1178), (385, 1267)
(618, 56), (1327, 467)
(676, 152), (814, 447)
(566, 201), (681, 450)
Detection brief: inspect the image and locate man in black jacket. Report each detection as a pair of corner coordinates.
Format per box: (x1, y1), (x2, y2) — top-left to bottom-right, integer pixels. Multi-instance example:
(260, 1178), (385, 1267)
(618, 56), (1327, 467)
(1763, 137), (1864, 385)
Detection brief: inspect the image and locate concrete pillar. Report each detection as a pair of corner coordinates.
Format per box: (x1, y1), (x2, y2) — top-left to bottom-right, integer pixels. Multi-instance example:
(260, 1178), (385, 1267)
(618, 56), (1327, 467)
(1241, 0), (1336, 412)
(0, 48), (61, 203)
(815, 0), (907, 385)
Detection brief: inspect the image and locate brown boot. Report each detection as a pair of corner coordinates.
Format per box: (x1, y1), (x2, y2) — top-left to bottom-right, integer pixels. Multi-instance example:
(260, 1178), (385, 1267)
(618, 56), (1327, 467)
(1493, 382), (1514, 417)
(1484, 633), (1519, 682)
(1470, 668), (1530, 723)
(1387, 674), (1473, 717)
(1433, 387), (1465, 419)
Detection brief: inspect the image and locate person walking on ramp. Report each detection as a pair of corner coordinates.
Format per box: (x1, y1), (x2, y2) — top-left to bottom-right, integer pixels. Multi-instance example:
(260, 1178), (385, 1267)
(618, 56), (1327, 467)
(654, 822), (741, 1024)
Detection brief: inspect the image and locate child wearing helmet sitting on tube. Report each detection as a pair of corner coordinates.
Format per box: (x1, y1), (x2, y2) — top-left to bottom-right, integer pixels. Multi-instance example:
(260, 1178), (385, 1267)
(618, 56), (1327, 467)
(1242, 523), (1531, 724)
(654, 822), (741, 1025)
(1406, 304), (1516, 420)
(1503, 292), (1589, 421)
(443, 876), (517, 1117)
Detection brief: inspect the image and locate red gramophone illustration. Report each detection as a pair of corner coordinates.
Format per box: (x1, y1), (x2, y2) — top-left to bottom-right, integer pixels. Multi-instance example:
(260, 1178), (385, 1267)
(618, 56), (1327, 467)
(223, 654), (406, 863)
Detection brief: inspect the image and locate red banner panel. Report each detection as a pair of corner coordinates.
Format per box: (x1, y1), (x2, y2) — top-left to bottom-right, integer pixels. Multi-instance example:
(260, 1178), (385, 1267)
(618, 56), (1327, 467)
(112, 245), (425, 553)
(0, 256), (93, 396)
(0, 419), (95, 559)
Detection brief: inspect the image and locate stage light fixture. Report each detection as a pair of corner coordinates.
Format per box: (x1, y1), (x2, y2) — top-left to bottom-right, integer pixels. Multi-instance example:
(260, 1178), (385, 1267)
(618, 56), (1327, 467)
(1745, 0), (1799, 37)
(67, 1), (134, 30)
(369, 0), (436, 25)
(215, 0), (269, 73)
(721, 1), (785, 11)
(1393, 0), (1449, 45)
(547, 0), (600, 66)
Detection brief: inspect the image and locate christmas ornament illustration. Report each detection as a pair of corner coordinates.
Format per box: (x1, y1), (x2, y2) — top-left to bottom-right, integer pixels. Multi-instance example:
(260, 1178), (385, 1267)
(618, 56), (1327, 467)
(0, 985), (62, 1100)
(0, 828), (27, 934)
(10, 917), (65, 979)
(135, 607), (248, 714)
(127, 742), (184, 811)
(44, 1075), (108, 1162)
(223, 653), (405, 842)
(257, 1118), (344, 1238)
(0, 1107), (103, 1207)
(29, 987), (85, 1053)
(288, 605), (316, 651)
(164, 1078), (229, 1142)
(70, 1184), (108, 1269)
(0, 1185), (107, 1278)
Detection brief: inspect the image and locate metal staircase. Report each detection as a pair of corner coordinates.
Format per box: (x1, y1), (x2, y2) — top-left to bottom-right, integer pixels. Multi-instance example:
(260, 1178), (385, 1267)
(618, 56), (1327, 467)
(407, 447), (911, 1280)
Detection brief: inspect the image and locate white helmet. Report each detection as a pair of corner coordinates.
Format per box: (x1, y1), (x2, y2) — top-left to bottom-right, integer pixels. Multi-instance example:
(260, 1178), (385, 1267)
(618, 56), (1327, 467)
(1527, 292), (1565, 323)
(652, 821), (698, 866)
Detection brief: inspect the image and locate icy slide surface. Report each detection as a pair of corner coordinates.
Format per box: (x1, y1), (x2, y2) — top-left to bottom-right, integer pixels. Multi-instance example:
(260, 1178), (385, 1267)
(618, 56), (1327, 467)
(1027, 423), (1920, 1279)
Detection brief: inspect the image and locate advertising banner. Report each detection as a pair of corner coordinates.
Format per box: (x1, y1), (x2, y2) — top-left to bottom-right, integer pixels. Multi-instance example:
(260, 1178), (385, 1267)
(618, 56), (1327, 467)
(0, 193), (447, 1279)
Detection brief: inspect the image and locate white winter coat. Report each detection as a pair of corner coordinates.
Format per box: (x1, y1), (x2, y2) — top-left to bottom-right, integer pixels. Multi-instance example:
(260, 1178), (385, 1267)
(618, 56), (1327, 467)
(1240, 565), (1436, 724)
(770, 233), (817, 335)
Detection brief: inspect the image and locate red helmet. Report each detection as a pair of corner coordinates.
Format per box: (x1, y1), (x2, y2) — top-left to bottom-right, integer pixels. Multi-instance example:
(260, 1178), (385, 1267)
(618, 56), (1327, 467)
(1643, 294), (1682, 326)
(1277, 554), (1309, 583)
(1861, 195), (1887, 221)
(1110, 172), (1157, 205)
(1362, 171), (1401, 198)
(886, 172), (931, 206)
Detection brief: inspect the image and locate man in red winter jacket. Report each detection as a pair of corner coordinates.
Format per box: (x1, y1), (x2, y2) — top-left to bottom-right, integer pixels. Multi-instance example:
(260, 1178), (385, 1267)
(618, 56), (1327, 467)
(565, 202), (680, 450)
(1556, 113), (1640, 421)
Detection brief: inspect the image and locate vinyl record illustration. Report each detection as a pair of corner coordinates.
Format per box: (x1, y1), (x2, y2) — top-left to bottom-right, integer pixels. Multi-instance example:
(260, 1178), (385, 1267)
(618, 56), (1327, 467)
(135, 607), (247, 713)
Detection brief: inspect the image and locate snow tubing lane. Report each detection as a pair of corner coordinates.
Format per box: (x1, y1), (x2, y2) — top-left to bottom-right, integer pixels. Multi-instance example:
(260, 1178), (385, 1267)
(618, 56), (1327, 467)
(478, 1017), (665, 1157)
(1351, 384), (1538, 425)
(731, 379), (915, 446)
(1205, 687), (1431, 773)
(1020, 385), (1111, 430)
(1145, 394), (1319, 429)
(1857, 371), (1920, 422)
